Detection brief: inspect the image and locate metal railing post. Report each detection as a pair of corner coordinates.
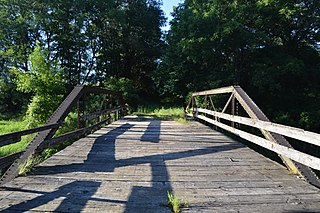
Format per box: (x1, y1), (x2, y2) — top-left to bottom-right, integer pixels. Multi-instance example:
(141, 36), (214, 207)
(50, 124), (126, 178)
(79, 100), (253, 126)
(231, 95), (235, 128)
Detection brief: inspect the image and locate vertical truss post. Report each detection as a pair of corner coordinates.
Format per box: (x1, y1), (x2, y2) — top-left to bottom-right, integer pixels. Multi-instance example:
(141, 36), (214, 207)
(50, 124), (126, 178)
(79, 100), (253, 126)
(192, 97), (197, 117)
(235, 99), (239, 128)
(231, 95), (235, 128)
(77, 97), (85, 129)
(208, 96), (218, 129)
(77, 100), (81, 129)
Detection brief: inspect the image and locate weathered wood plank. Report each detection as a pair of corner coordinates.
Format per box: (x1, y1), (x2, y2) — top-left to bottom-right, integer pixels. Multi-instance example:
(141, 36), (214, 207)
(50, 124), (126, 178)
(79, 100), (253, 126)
(196, 108), (320, 146)
(192, 86), (234, 96)
(196, 114), (320, 170)
(0, 115), (319, 213)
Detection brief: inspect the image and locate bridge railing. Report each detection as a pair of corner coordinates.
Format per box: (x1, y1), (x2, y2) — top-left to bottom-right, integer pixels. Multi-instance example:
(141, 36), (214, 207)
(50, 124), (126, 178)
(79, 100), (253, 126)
(186, 86), (320, 187)
(0, 85), (127, 185)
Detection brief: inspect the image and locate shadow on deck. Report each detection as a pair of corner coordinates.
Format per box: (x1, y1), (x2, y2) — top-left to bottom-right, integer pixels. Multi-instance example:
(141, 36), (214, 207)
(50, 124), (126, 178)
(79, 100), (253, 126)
(1, 117), (319, 212)
(1, 118), (243, 212)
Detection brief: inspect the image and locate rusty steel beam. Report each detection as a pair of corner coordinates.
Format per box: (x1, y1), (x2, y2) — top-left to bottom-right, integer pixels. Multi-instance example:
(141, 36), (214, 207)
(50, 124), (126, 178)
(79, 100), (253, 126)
(0, 85), (127, 186)
(0, 123), (61, 147)
(0, 152), (23, 170)
(38, 117), (112, 151)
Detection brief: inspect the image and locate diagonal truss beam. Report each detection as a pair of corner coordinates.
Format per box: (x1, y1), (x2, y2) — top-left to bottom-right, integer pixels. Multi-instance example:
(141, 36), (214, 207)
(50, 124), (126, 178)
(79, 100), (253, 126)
(0, 85), (125, 186)
(187, 85), (320, 188)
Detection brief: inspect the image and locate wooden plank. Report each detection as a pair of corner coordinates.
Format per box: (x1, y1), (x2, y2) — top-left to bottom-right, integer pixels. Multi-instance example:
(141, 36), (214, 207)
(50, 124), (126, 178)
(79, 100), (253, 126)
(0, 116), (320, 212)
(196, 108), (320, 147)
(192, 86), (234, 96)
(232, 86), (306, 177)
(195, 114), (320, 170)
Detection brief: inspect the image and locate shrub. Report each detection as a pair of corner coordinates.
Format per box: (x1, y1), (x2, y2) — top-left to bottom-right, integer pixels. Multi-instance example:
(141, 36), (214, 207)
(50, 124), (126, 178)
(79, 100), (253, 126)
(11, 45), (65, 128)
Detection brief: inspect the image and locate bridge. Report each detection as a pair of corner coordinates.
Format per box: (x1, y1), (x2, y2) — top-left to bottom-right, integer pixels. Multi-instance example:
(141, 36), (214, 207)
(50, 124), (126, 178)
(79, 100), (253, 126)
(0, 85), (320, 212)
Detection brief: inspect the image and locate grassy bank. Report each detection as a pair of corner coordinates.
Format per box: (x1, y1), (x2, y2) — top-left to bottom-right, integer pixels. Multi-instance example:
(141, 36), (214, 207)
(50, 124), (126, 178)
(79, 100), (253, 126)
(0, 120), (30, 157)
(134, 106), (187, 123)
(0, 120), (28, 135)
(0, 112), (79, 157)
(0, 114), (82, 175)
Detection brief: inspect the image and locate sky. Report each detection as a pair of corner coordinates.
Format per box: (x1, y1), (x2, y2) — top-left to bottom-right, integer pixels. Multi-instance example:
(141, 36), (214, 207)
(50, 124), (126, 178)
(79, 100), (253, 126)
(161, 0), (183, 31)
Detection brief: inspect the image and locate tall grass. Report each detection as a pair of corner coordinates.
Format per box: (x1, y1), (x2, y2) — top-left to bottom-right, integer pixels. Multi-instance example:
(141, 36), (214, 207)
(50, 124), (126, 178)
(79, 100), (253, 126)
(0, 120), (28, 135)
(135, 105), (187, 122)
(0, 112), (79, 158)
(0, 120), (30, 157)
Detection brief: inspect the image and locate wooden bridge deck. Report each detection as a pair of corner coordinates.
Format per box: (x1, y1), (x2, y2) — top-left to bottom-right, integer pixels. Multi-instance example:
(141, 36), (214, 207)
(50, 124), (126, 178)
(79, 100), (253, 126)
(1, 116), (320, 212)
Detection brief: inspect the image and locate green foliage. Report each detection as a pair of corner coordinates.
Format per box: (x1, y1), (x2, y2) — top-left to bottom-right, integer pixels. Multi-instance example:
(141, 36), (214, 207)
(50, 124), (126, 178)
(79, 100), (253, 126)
(298, 111), (320, 132)
(0, 76), (29, 119)
(11, 46), (65, 127)
(0, 135), (33, 158)
(0, 120), (30, 157)
(166, 191), (188, 213)
(12, 46), (64, 94)
(24, 95), (63, 128)
(55, 112), (78, 136)
(135, 106), (186, 122)
(0, 119), (27, 135)
(104, 77), (140, 109)
(18, 155), (43, 176)
(1, 0), (165, 88)
(166, 191), (181, 213)
(0, 0), (165, 118)
(158, 0), (320, 131)
(18, 145), (62, 175)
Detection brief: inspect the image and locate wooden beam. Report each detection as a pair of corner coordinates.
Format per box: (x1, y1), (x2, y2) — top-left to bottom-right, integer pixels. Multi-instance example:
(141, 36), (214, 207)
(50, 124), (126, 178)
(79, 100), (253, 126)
(195, 115), (320, 171)
(192, 86), (234, 97)
(196, 108), (320, 147)
(232, 86), (301, 175)
(221, 94), (234, 113)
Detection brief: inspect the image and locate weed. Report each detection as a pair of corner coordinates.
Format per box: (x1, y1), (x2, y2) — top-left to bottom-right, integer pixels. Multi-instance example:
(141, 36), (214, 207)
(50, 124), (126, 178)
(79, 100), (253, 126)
(18, 155), (43, 176)
(166, 191), (181, 213)
(17, 145), (63, 176)
(166, 191), (189, 213)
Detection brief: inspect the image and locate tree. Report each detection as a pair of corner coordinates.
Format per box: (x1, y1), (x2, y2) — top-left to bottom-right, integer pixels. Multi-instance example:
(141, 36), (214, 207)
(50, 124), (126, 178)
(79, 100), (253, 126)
(0, 74), (29, 119)
(157, 0), (320, 131)
(0, 0), (166, 119)
(12, 46), (65, 127)
(97, 0), (165, 97)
